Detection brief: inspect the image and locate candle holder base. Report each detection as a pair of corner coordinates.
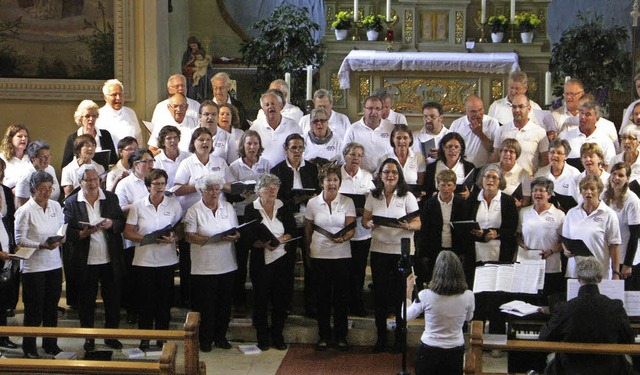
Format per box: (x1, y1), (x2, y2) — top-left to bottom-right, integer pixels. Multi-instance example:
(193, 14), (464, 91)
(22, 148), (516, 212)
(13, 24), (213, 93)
(507, 25), (516, 43)
(351, 22), (362, 41)
(478, 22), (487, 43)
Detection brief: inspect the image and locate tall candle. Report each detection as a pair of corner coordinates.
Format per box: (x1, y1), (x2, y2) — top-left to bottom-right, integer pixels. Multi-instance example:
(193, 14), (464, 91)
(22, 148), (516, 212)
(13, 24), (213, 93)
(306, 65), (313, 100)
(510, 0), (516, 23)
(386, 0), (392, 22)
(284, 73), (291, 89)
(565, 76), (571, 83)
(481, 0), (486, 24)
(354, 0), (359, 22)
(545, 71), (552, 105)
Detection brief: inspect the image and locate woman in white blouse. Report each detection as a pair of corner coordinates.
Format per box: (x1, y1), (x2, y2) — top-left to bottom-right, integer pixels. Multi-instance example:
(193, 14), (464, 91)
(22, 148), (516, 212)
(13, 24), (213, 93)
(184, 173), (240, 353)
(339, 143), (375, 317)
(152, 125), (189, 190)
(123, 169), (182, 350)
(381, 124), (426, 186)
(0, 124), (30, 190)
(304, 164), (356, 351)
(106, 136), (138, 192)
(495, 138), (532, 207)
(612, 125), (640, 182)
(217, 103), (244, 158)
(15, 140), (60, 208)
(571, 143), (610, 202)
(362, 158), (421, 353)
(534, 139), (581, 212)
(14, 171), (65, 358)
(60, 135), (106, 197)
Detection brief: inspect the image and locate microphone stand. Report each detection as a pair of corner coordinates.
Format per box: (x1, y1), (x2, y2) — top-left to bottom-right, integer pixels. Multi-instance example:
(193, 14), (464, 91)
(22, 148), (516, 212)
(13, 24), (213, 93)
(397, 238), (415, 375)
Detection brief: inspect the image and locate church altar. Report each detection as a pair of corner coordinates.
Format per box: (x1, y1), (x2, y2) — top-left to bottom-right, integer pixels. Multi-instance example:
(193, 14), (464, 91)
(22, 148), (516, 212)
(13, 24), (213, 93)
(337, 50), (520, 89)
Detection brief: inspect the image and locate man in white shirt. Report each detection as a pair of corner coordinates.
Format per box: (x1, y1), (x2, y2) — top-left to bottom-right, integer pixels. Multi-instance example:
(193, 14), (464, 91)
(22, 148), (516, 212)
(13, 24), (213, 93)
(148, 93), (198, 154)
(412, 102), (449, 164)
(96, 79), (143, 147)
(559, 95), (620, 152)
(491, 94), (549, 175)
(488, 71), (543, 126)
(249, 91), (303, 166)
(374, 87), (408, 125)
(198, 100), (237, 164)
(151, 74), (200, 131)
(256, 79), (303, 124)
(449, 95), (499, 168)
(211, 72), (249, 130)
(299, 89), (351, 142)
(619, 74), (640, 135)
(342, 96), (394, 173)
(552, 79), (584, 137)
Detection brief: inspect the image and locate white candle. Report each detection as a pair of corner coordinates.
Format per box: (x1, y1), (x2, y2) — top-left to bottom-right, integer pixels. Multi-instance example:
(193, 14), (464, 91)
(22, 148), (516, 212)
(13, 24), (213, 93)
(545, 71), (552, 105)
(284, 73), (291, 89)
(386, 0), (392, 22)
(354, 0), (359, 22)
(510, 0), (516, 23)
(306, 65), (313, 100)
(565, 76), (571, 83)
(481, 0), (486, 24)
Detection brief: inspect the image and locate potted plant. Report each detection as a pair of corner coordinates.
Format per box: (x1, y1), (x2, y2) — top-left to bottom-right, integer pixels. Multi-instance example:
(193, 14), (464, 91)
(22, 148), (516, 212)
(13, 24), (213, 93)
(514, 12), (541, 43)
(488, 15), (508, 43)
(331, 10), (353, 40)
(362, 14), (385, 41)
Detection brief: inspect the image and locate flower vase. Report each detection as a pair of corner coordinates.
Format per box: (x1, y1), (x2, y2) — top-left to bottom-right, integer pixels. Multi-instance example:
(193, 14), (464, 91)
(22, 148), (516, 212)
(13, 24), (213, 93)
(335, 29), (348, 41)
(520, 32), (534, 43)
(491, 32), (504, 43)
(366, 30), (379, 41)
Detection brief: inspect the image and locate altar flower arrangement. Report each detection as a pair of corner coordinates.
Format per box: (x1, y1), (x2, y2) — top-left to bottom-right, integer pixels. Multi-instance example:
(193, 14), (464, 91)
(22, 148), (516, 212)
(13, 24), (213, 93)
(515, 12), (542, 32)
(362, 14), (385, 32)
(488, 15), (509, 33)
(332, 11), (353, 30)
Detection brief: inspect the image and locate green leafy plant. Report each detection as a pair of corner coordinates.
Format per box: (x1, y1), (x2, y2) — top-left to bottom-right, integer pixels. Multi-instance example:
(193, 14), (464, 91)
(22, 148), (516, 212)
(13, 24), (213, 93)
(240, 4), (326, 107)
(0, 17), (23, 77)
(362, 14), (385, 32)
(514, 12), (541, 32)
(332, 10), (353, 30)
(488, 15), (509, 33)
(549, 12), (631, 110)
(75, 1), (114, 79)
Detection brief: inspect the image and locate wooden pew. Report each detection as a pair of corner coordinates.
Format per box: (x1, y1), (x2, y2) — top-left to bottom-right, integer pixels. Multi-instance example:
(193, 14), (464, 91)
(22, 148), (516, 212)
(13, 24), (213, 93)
(0, 312), (202, 375)
(464, 320), (640, 375)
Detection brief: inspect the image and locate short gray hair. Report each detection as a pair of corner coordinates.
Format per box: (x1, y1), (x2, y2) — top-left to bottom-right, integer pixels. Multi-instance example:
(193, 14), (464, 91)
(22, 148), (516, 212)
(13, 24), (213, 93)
(27, 140), (50, 159)
(254, 174), (281, 193)
(548, 138), (571, 155)
(102, 79), (123, 96)
(260, 91), (283, 106)
(195, 173), (224, 194)
(576, 257), (603, 285)
(478, 164), (507, 190)
(313, 89), (333, 104)
(76, 164), (99, 183)
(29, 170), (53, 195)
(74, 100), (100, 127)
(310, 108), (328, 122)
(530, 177), (554, 195)
(580, 99), (602, 117)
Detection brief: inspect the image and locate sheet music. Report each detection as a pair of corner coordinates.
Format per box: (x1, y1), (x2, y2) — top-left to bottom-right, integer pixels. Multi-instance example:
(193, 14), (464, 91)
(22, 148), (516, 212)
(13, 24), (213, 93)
(517, 260), (546, 291)
(472, 265), (499, 293)
(625, 291), (640, 316)
(511, 263), (543, 294)
(567, 279), (625, 302)
(495, 265), (514, 292)
(473, 263), (542, 294)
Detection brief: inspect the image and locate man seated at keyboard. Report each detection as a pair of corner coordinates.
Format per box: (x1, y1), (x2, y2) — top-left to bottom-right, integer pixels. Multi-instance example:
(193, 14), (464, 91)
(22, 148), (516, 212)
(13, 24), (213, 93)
(539, 258), (634, 375)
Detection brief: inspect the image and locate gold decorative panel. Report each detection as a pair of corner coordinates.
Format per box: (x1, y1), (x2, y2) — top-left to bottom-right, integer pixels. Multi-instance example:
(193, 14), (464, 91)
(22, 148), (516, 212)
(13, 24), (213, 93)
(420, 12), (448, 41)
(330, 72), (346, 108)
(383, 78), (478, 114)
(491, 79), (504, 102)
(455, 11), (463, 44)
(405, 10), (413, 43)
(359, 76), (371, 107)
(327, 6), (335, 30)
(528, 76), (539, 99)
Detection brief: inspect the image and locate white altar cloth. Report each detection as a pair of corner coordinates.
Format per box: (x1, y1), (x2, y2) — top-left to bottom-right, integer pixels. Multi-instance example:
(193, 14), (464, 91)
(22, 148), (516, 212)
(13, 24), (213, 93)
(337, 50), (520, 89)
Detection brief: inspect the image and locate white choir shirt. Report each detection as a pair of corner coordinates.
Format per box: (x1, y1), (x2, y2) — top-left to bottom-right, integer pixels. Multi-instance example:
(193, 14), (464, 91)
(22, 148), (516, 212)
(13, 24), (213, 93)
(153, 150), (191, 189)
(609, 152), (640, 182)
(15, 165), (60, 202)
(534, 164), (581, 198)
(412, 126), (449, 164)
(229, 157), (271, 218)
(183, 199), (239, 275)
(96, 104), (143, 146)
(0, 154), (31, 189)
(433, 159), (468, 191)
(127, 195), (181, 267)
(151, 97), (200, 133)
(106, 160), (127, 192)
(474, 190), (503, 262)
(60, 159), (105, 190)
(559, 117), (620, 152)
(14, 198), (63, 273)
(517, 204), (565, 273)
(78, 188), (109, 265)
(605, 192), (640, 266)
(115, 172), (148, 248)
(562, 201), (621, 279)
(386, 110), (408, 125)
(365, 190), (419, 255)
(438, 194), (454, 248)
(343, 119), (395, 173)
(382, 149), (426, 185)
(211, 128), (239, 165)
(174, 153), (234, 213)
(570, 170), (610, 203)
(559, 127), (616, 166)
(304, 193), (356, 259)
(406, 289), (474, 348)
(449, 114), (499, 168)
(493, 120), (549, 175)
(249, 116), (303, 166)
(252, 198), (287, 265)
(0, 188), (7, 219)
(300, 110), (351, 143)
(148, 117), (198, 153)
(339, 165), (375, 241)
(551, 105), (577, 134)
(256, 102), (304, 125)
(499, 162), (532, 198)
(488, 97), (543, 126)
(303, 131), (343, 162)
(620, 99), (640, 134)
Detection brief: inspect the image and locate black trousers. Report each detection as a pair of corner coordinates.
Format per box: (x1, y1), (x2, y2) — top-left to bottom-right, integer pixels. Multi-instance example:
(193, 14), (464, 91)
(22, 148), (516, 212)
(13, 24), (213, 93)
(370, 252), (405, 341)
(21, 268), (62, 351)
(312, 258), (350, 341)
(349, 238), (370, 311)
(233, 216), (249, 307)
(415, 343), (464, 375)
(121, 246), (136, 311)
(190, 271), (235, 345)
(135, 265), (175, 331)
(79, 263), (120, 329)
(61, 243), (78, 307)
(178, 240), (191, 306)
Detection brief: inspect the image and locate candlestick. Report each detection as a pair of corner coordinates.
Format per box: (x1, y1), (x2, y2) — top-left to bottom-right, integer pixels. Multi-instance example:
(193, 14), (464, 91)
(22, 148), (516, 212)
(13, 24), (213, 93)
(383, 15), (398, 51)
(545, 71), (552, 105)
(306, 65), (313, 101)
(284, 73), (291, 89)
(478, 22), (487, 43)
(565, 76), (571, 83)
(386, 0), (391, 22)
(354, 0), (359, 22)
(510, 0), (516, 23)
(481, 0), (486, 24)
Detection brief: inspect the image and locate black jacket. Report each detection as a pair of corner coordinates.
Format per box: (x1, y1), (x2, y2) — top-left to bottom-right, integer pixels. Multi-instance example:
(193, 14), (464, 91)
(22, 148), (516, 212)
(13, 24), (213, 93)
(419, 194), (469, 260)
(270, 160), (320, 208)
(61, 129), (118, 169)
(1, 185), (15, 252)
(466, 191), (518, 263)
(243, 200), (297, 268)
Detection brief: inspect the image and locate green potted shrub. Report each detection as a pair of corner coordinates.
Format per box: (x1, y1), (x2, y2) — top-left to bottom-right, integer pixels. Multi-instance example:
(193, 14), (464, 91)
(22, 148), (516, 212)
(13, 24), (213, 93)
(331, 10), (353, 40)
(362, 14), (385, 40)
(514, 12), (541, 43)
(488, 15), (508, 43)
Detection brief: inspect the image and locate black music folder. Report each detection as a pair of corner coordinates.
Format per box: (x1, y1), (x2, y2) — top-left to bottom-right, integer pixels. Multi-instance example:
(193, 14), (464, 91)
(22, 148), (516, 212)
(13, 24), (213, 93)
(312, 221), (357, 239)
(371, 210), (420, 228)
(450, 220), (481, 232)
(455, 169), (476, 194)
(139, 222), (180, 246)
(341, 193), (366, 211)
(560, 236), (593, 257)
(206, 220), (257, 244)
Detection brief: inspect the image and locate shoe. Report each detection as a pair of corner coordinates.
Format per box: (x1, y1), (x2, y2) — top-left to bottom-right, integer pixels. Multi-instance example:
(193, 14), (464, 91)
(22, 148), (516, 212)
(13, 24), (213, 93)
(272, 341), (287, 351)
(214, 339), (232, 350)
(156, 340), (166, 348)
(199, 342), (212, 352)
(0, 338), (18, 349)
(336, 339), (350, 352)
(257, 341), (270, 351)
(372, 338), (386, 353)
(314, 339), (328, 351)
(83, 339), (95, 352)
(23, 350), (40, 359)
(126, 311), (137, 324)
(104, 339), (123, 349)
(43, 345), (62, 355)
(5, 309), (14, 317)
(139, 340), (150, 350)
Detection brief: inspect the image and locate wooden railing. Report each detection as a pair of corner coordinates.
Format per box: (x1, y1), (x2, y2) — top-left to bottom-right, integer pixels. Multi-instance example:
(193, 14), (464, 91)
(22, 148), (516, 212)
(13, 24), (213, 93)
(464, 320), (640, 375)
(0, 312), (204, 375)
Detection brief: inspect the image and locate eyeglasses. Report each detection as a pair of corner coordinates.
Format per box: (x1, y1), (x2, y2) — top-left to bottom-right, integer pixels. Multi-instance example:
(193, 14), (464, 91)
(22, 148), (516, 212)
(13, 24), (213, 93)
(312, 119), (328, 124)
(423, 115), (441, 120)
(382, 170), (399, 175)
(169, 104), (187, 110)
(150, 181), (167, 186)
(501, 149), (517, 154)
(35, 153), (51, 161)
(532, 187), (548, 193)
(511, 104), (530, 110)
(622, 135), (638, 141)
(82, 177), (100, 183)
(564, 91), (583, 97)
(36, 186), (54, 193)
(347, 153), (364, 158)
(135, 159), (155, 164)
(483, 175), (500, 180)
(549, 150), (566, 155)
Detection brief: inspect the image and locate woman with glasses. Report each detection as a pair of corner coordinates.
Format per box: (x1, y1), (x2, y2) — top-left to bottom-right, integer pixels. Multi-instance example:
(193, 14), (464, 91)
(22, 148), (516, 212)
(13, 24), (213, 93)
(534, 139), (581, 212)
(15, 140), (60, 208)
(611, 125), (640, 182)
(60, 135), (106, 198)
(423, 132), (475, 199)
(362, 158), (421, 353)
(303, 108), (343, 163)
(106, 136), (138, 192)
